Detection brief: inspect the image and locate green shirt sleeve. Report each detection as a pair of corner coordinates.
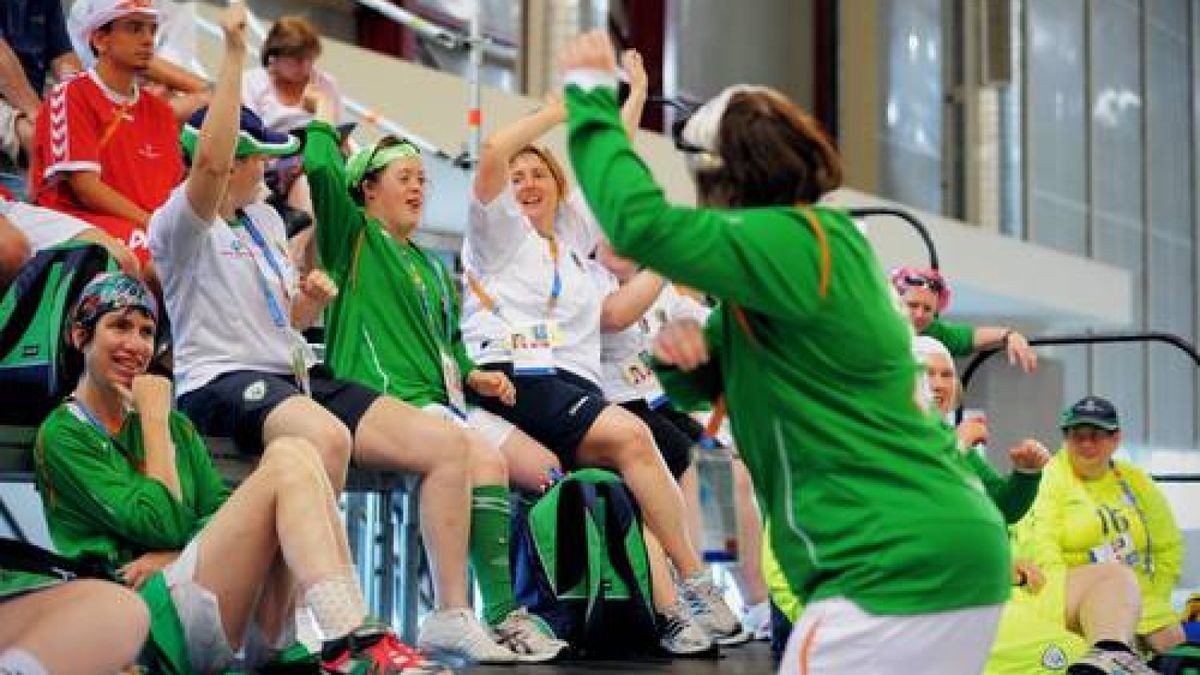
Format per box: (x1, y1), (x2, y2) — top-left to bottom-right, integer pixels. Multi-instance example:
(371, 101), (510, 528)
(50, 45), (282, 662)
(964, 448), (1041, 524)
(304, 120), (367, 280)
(36, 411), (201, 551)
(566, 84), (827, 322)
(436, 255), (476, 379)
(171, 413), (229, 529)
(654, 309), (726, 410)
(924, 317), (975, 357)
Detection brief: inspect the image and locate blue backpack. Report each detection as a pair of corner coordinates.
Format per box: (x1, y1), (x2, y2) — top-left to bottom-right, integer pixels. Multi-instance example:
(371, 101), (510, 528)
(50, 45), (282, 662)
(512, 469), (659, 657)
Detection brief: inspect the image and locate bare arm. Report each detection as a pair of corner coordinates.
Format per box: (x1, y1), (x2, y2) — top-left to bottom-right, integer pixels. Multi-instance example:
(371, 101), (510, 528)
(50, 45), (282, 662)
(184, 4), (248, 223)
(474, 96), (566, 203)
(601, 269), (666, 332)
(0, 38), (42, 118)
(64, 173), (152, 227)
(619, 49), (648, 139)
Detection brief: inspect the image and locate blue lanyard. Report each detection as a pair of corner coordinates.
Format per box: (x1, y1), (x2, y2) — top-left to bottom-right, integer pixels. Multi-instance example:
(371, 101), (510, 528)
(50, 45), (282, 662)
(1109, 462), (1154, 575)
(235, 211), (290, 328)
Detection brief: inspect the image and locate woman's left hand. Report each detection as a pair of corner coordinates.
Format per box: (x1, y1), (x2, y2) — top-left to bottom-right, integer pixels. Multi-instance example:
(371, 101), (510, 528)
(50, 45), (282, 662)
(468, 370), (517, 406)
(558, 30), (618, 77)
(298, 269), (339, 306)
(118, 550), (180, 591)
(621, 49), (647, 94)
(1005, 331), (1038, 373)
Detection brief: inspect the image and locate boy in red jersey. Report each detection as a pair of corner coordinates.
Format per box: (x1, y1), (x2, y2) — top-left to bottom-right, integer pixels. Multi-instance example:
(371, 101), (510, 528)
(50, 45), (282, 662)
(29, 0), (182, 269)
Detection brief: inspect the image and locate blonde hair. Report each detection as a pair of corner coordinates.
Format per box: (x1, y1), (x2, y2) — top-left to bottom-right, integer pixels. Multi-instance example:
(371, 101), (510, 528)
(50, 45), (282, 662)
(511, 145), (568, 199)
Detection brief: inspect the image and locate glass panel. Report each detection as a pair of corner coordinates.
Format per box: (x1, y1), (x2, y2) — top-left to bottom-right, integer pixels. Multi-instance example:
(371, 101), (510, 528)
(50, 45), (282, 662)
(878, 0), (944, 213)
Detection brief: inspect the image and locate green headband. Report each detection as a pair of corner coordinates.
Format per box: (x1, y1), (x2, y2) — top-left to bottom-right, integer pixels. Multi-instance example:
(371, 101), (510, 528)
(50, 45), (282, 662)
(345, 139), (421, 191)
(179, 124), (300, 160)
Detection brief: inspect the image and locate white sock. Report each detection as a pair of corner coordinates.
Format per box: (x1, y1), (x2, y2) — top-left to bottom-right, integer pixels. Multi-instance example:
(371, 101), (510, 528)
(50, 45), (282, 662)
(303, 574), (368, 642)
(0, 649), (49, 675)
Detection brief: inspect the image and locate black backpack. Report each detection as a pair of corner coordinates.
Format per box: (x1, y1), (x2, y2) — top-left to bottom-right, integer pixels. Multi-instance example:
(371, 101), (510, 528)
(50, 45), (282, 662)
(0, 242), (116, 424)
(511, 469), (659, 657)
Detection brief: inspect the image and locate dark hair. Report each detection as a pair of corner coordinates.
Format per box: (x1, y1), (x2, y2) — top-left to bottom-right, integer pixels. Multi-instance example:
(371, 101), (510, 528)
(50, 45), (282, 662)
(695, 90), (842, 208)
(262, 16), (322, 68)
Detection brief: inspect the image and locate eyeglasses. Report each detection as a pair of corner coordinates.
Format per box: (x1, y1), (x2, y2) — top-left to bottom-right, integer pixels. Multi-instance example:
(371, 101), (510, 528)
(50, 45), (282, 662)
(902, 274), (945, 294)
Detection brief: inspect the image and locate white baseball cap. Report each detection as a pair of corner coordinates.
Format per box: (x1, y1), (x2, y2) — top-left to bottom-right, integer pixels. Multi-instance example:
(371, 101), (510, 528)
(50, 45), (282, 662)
(72, 0), (160, 55)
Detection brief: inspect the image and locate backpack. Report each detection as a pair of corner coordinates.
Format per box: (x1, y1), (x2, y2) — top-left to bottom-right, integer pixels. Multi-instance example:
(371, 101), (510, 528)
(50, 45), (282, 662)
(0, 242), (116, 424)
(512, 468), (659, 657)
(1152, 642), (1200, 675)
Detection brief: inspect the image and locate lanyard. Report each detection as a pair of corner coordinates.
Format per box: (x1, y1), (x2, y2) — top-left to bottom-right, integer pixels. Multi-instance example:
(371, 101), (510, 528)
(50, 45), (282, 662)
(1108, 462), (1154, 575)
(466, 233), (563, 323)
(396, 241), (454, 345)
(234, 211), (291, 328)
(71, 399), (117, 438)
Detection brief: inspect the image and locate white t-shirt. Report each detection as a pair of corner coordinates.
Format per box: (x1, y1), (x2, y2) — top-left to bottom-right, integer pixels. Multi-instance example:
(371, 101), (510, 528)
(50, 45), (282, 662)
(149, 185), (314, 396)
(599, 276), (711, 404)
(242, 67), (343, 133)
(0, 198), (90, 252)
(461, 186), (608, 384)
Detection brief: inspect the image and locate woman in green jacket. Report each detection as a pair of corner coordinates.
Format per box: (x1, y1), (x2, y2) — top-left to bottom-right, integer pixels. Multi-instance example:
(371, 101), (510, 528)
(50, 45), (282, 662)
(35, 272), (438, 675)
(559, 32), (1013, 674)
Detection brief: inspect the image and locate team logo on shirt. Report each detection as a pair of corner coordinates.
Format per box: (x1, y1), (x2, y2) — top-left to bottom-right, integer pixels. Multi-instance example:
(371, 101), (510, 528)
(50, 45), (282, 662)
(243, 380), (267, 402)
(1041, 644), (1068, 670)
(137, 143), (161, 160)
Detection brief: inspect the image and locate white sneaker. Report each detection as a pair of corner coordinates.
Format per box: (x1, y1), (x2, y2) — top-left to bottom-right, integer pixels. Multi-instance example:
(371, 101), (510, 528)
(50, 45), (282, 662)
(417, 608), (518, 664)
(1068, 646), (1158, 674)
(742, 600), (772, 641)
(492, 607), (570, 663)
(679, 572), (751, 646)
(657, 600), (718, 658)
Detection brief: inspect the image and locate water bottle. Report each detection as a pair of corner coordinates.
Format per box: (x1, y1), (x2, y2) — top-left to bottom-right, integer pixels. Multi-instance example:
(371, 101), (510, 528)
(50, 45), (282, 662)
(696, 436), (739, 563)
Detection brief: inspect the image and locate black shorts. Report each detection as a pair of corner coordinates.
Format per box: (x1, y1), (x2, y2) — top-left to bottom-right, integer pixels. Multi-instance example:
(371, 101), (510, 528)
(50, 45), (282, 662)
(466, 363), (607, 469)
(654, 403), (711, 444)
(178, 364), (380, 455)
(620, 400), (694, 480)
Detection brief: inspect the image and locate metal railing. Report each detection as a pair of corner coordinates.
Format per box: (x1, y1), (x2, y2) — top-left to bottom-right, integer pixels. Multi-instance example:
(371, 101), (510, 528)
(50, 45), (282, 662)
(959, 330), (1200, 483)
(847, 207), (941, 270)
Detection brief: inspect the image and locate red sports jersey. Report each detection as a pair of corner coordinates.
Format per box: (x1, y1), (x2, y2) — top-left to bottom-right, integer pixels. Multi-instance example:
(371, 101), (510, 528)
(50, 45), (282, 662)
(29, 70), (182, 263)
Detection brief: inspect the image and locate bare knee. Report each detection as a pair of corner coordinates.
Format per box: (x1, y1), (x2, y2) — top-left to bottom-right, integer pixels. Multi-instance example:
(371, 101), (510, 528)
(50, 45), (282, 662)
(262, 437), (327, 485)
(606, 414), (658, 469)
(0, 224), (30, 286)
(468, 433), (508, 485)
(80, 580), (150, 652)
(302, 421), (354, 473)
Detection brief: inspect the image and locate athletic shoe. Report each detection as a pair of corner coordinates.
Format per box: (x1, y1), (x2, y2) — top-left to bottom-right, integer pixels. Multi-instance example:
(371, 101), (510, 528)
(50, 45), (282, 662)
(320, 624), (447, 674)
(1067, 646), (1158, 674)
(417, 608), (519, 664)
(742, 600), (772, 641)
(657, 599), (718, 658)
(491, 607), (570, 663)
(679, 572), (751, 646)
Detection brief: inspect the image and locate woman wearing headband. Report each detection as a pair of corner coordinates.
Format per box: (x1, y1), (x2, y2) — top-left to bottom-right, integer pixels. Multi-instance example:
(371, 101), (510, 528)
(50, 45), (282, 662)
(559, 32), (1015, 674)
(463, 49), (745, 650)
(146, 8), (500, 665)
(891, 266), (1038, 373)
(34, 272), (440, 674)
(301, 83), (567, 663)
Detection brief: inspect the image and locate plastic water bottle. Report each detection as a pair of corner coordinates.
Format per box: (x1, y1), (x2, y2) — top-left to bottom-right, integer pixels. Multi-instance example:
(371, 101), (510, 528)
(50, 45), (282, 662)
(696, 437), (739, 563)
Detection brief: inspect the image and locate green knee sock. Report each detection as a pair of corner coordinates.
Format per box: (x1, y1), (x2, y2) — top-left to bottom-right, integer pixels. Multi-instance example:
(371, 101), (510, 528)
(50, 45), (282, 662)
(469, 485), (518, 625)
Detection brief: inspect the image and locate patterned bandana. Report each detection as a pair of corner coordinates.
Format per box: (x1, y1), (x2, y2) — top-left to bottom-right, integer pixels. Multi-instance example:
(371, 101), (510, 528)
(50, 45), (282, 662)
(70, 272), (159, 329)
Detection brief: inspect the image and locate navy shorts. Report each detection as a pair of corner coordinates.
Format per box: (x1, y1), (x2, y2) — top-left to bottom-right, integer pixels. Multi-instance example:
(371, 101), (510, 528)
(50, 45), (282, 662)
(178, 365), (380, 455)
(466, 363), (607, 469)
(619, 400), (694, 480)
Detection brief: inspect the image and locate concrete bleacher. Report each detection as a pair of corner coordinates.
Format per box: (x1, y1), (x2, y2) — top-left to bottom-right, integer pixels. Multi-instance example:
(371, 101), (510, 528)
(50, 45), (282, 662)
(0, 424), (424, 642)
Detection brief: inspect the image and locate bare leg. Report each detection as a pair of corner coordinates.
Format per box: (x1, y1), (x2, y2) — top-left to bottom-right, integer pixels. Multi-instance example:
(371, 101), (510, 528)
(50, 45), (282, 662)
(194, 437), (355, 645)
(1064, 562), (1142, 646)
(351, 396), (472, 609)
(728, 459), (768, 606)
(680, 466), (703, 560)
(495, 426), (561, 492)
(644, 528), (680, 610)
(576, 406), (704, 578)
(262, 395), (354, 491)
(1143, 623), (1185, 654)
(0, 580), (148, 675)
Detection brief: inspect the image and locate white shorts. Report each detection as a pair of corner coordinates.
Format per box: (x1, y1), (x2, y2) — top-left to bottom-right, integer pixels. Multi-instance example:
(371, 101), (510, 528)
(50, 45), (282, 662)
(163, 537), (295, 674)
(0, 200), (91, 252)
(421, 403), (516, 448)
(779, 597), (1003, 675)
